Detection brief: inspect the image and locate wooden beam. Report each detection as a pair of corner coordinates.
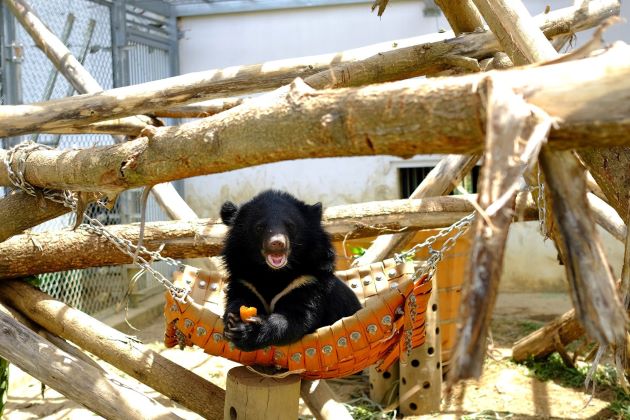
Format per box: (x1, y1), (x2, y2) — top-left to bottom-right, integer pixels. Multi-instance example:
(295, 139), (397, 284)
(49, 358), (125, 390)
(0, 195), (538, 278)
(0, 310), (182, 419)
(0, 281), (226, 419)
(2, 44), (630, 195)
(0, 0), (617, 138)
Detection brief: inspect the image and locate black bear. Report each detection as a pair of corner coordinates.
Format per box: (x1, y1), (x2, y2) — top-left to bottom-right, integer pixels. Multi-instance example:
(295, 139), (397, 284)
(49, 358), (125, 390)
(220, 190), (362, 352)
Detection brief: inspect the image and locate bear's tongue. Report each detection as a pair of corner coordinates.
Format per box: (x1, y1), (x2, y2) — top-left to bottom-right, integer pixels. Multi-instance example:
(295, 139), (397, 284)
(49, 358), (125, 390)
(266, 253), (287, 269)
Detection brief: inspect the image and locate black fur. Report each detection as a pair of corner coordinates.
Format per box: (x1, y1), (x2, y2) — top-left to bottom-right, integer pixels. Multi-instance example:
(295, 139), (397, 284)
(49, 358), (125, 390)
(221, 190), (362, 351)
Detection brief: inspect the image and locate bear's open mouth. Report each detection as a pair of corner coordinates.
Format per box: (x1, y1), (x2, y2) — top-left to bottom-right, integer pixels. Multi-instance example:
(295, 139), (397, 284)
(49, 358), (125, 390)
(265, 253), (288, 269)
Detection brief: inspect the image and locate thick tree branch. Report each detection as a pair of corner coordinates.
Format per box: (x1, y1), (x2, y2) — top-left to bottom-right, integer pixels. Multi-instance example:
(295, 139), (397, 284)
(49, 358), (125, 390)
(0, 195), (538, 278)
(0, 281), (226, 419)
(0, 0), (617, 138)
(0, 310), (183, 420)
(435, 0), (484, 34)
(1, 45), (630, 196)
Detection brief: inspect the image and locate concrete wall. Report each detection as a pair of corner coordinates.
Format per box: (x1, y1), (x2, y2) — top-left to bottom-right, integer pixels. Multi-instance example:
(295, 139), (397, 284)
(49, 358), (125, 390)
(177, 0), (630, 292)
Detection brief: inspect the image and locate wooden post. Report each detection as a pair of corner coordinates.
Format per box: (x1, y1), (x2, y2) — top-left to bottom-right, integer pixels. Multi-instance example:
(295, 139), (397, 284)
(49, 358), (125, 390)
(399, 274), (442, 415)
(369, 363), (399, 407)
(224, 366), (301, 420)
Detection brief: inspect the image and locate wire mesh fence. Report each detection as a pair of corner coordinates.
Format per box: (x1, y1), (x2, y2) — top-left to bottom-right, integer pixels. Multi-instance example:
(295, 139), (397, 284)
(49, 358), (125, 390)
(2, 0), (179, 316)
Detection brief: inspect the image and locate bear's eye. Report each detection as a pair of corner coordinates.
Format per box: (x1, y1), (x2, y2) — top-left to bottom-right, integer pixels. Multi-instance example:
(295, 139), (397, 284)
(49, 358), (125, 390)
(254, 224), (264, 234)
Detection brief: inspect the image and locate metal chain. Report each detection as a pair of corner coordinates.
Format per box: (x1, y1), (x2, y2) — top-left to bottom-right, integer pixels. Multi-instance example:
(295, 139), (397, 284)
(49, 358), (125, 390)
(3, 141), (190, 302)
(395, 211), (475, 278)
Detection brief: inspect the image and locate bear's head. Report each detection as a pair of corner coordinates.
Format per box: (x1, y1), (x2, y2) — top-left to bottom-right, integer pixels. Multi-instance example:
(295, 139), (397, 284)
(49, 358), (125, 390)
(220, 190), (334, 278)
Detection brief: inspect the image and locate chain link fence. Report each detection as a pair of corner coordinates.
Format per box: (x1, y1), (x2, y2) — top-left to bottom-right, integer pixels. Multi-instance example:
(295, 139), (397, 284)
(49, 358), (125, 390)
(2, 0), (179, 316)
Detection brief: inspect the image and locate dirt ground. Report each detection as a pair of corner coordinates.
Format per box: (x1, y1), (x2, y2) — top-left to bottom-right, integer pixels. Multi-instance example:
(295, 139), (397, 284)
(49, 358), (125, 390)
(3, 293), (627, 419)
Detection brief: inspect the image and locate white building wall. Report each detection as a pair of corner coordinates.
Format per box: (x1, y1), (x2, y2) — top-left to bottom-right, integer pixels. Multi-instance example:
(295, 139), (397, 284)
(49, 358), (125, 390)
(177, 0), (629, 291)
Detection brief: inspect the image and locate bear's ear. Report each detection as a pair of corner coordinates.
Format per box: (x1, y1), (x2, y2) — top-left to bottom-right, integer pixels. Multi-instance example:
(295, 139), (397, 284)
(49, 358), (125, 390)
(307, 202), (323, 221)
(220, 201), (239, 226)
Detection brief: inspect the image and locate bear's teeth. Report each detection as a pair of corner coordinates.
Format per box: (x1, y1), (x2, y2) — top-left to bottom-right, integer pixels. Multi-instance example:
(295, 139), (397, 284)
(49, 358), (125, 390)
(267, 254), (287, 269)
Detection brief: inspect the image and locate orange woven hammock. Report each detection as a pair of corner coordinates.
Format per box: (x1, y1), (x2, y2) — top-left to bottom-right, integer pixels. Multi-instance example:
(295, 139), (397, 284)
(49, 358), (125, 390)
(164, 258), (431, 380)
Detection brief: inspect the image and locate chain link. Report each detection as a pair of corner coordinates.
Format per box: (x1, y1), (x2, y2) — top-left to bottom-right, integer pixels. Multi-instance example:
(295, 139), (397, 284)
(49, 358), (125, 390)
(3, 141), (190, 302)
(536, 166), (549, 239)
(395, 212), (475, 279)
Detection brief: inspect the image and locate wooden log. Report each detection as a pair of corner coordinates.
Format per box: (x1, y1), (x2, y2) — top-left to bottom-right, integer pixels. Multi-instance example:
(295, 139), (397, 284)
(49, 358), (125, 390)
(300, 380), (353, 420)
(224, 366), (300, 420)
(472, 0), (625, 355)
(4, 0), (153, 132)
(151, 182), (198, 221)
(0, 190), (68, 242)
(400, 274), (442, 415)
(154, 98), (245, 119)
(434, 0), (484, 34)
(0, 310), (182, 419)
(579, 147), (630, 225)
(2, 43), (630, 195)
(450, 77), (551, 380)
(0, 281), (225, 419)
(618, 219), (630, 376)
(472, 0), (556, 66)
(541, 150), (626, 346)
(0, 300), (105, 372)
(0, 0), (618, 138)
(512, 309), (584, 362)
(0, 195), (537, 279)
(588, 193), (627, 242)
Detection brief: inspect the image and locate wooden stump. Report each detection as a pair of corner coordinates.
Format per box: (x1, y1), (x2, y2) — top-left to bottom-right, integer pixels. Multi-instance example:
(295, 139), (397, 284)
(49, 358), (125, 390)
(224, 366), (301, 420)
(399, 274), (442, 415)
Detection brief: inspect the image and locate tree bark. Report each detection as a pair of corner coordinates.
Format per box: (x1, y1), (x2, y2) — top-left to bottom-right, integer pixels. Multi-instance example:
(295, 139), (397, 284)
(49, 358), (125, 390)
(0, 0), (617, 138)
(512, 309), (585, 362)
(154, 98), (245, 119)
(0, 195), (537, 278)
(589, 193), (627, 242)
(450, 77), (551, 380)
(0, 310), (182, 419)
(435, 0), (484, 34)
(0, 281), (225, 419)
(579, 147), (630, 224)
(1, 44), (630, 195)
(472, 0), (626, 352)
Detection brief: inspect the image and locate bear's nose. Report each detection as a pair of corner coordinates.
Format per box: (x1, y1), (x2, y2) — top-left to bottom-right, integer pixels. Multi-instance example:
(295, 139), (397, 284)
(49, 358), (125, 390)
(268, 234), (287, 251)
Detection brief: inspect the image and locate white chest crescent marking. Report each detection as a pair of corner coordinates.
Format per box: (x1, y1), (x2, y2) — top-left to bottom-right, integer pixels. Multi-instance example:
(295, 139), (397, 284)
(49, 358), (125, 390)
(238, 275), (315, 313)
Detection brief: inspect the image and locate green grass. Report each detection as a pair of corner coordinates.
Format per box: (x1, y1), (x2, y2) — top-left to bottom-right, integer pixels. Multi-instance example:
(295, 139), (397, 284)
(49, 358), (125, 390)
(519, 354), (630, 419)
(462, 410), (513, 420)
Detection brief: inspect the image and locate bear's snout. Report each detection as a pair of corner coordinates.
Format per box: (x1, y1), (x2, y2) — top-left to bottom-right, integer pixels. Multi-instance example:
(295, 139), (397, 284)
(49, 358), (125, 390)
(263, 233), (290, 269)
(267, 234), (287, 252)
